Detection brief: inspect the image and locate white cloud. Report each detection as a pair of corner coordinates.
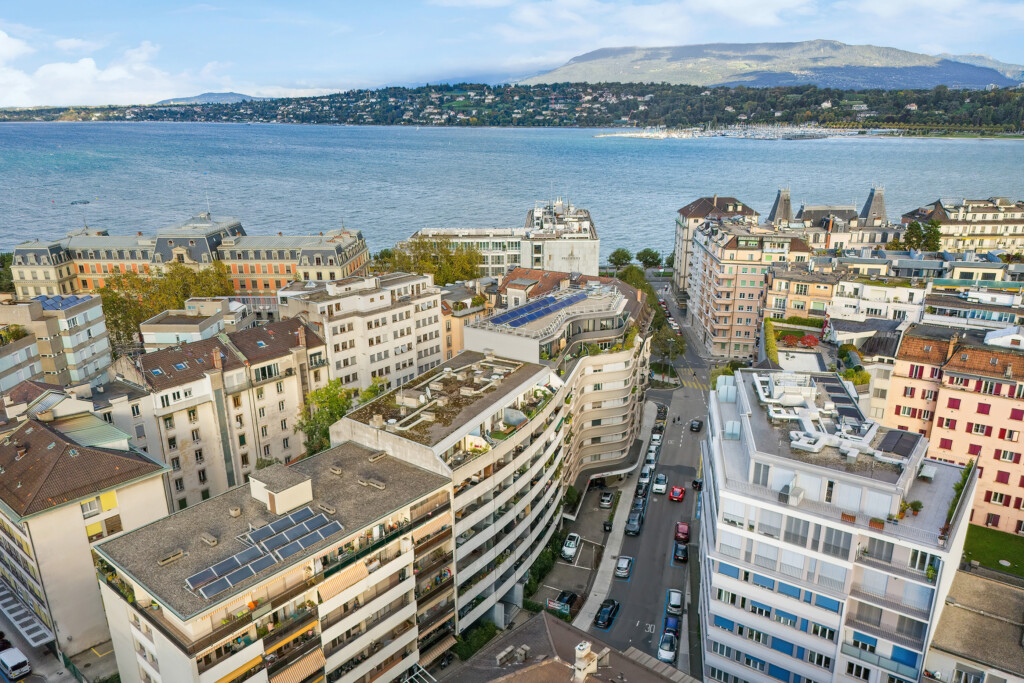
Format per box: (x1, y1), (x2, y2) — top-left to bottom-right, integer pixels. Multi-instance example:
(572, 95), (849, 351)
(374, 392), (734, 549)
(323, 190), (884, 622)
(0, 29), (34, 64)
(54, 37), (106, 54)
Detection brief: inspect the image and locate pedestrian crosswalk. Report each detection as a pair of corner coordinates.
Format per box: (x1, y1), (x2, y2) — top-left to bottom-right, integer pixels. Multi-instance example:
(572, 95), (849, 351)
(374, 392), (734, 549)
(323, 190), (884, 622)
(679, 380), (708, 391)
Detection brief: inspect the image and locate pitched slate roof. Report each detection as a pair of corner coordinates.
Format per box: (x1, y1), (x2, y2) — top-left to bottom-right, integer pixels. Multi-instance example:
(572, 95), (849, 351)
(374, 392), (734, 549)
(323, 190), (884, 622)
(0, 419), (164, 518)
(677, 196), (757, 220)
(5, 381), (62, 407)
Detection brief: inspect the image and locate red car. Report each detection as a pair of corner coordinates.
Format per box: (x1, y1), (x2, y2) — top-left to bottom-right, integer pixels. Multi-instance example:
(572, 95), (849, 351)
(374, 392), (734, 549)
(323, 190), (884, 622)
(675, 521), (690, 543)
(668, 486), (685, 502)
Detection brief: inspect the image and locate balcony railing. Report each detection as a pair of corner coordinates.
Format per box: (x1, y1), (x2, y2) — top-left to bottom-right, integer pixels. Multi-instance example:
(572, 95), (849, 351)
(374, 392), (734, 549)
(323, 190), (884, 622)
(266, 635), (321, 676)
(262, 606), (318, 650)
(845, 616), (925, 652)
(841, 642), (919, 680)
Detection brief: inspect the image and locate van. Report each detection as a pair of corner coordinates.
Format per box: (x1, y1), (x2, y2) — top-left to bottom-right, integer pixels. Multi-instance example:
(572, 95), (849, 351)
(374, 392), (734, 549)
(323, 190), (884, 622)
(0, 648), (31, 679)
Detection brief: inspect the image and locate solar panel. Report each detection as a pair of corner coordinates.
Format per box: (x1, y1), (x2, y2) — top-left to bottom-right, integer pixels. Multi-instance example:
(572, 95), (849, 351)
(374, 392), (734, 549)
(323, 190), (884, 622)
(249, 554), (277, 574)
(277, 541), (303, 560)
(289, 507), (314, 524)
(878, 431), (900, 453)
(283, 525), (308, 542)
(304, 514), (329, 532)
(893, 433), (920, 457)
(248, 525), (275, 544)
(211, 557), (240, 576)
(837, 407), (860, 419)
(234, 546), (263, 565)
(226, 565), (255, 585)
(268, 516), (295, 534)
(262, 533), (290, 552)
(831, 397), (854, 405)
(199, 577), (231, 599)
(298, 534), (321, 549)
(186, 568), (217, 590)
(320, 520), (344, 538)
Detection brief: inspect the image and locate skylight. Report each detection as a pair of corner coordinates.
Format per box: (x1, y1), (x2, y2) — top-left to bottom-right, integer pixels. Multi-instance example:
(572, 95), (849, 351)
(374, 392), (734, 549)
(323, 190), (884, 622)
(151, 368), (163, 375)
(256, 341), (267, 348)
(174, 363), (187, 370)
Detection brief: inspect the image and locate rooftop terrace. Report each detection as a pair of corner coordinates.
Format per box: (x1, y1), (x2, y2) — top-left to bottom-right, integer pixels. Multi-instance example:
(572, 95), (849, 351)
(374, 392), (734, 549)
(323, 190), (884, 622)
(471, 285), (625, 340)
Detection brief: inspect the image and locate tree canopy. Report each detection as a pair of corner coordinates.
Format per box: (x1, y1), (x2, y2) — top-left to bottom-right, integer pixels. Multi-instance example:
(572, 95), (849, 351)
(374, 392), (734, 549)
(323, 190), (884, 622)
(899, 219), (943, 252)
(0, 253), (14, 293)
(99, 262), (234, 356)
(608, 248), (632, 269)
(373, 237), (480, 286)
(635, 248), (662, 269)
(617, 264), (667, 330)
(652, 325), (686, 363)
(295, 378), (387, 457)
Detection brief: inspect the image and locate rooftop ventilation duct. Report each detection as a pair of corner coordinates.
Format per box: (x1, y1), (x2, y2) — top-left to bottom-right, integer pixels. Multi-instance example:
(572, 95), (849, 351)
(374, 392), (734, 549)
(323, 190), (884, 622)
(228, 506), (241, 518)
(199, 532), (218, 547)
(157, 549), (184, 566)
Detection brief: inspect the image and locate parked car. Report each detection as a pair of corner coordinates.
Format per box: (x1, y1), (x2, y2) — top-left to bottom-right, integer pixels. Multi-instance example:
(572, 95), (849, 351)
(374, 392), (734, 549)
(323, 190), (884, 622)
(631, 496), (646, 514)
(657, 633), (678, 663)
(652, 423), (664, 435)
(657, 405), (668, 419)
(638, 465), (653, 485)
(0, 648), (30, 680)
(652, 473), (668, 494)
(645, 449), (658, 466)
(561, 533), (581, 562)
(594, 599), (620, 628)
(668, 486), (685, 502)
(599, 491), (615, 509)
(615, 556), (634, 578)
(557, 590), (578, 608)
(667, 589), (684, 615)
(673, 542), (689, 563)
(635, 481), (649, 498)
(625, 510), (643, 536)
(675, 521), (690, 543)
(663, 615), (681, 637)
(692, 478), (703, 491)
(689, 419), (703, 432)
(651, 433), (662, 444)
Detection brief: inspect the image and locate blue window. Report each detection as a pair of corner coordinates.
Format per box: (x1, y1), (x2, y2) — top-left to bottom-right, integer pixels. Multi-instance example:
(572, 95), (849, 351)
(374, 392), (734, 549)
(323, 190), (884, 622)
(814, 594), (841, 612)
(799, 619), (809, 632)
(718, 562), (740, 579)
(778, 581), (800, 599)
(752, 573), (775, 589)
(891, 646), (919, 668)
(853, 631), (878, 648)
(768, 664), (792, 682)
(750, 600), (772, 613)
(713, 615), (735, 632)
(775, 608), (798, 623)
(770, 637), (794, 656)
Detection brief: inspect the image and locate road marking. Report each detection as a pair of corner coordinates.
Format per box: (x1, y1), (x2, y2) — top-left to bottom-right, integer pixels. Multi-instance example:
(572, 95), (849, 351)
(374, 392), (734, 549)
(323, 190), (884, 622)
(92, 645), (114, 657)
(644, 623), (656, 634)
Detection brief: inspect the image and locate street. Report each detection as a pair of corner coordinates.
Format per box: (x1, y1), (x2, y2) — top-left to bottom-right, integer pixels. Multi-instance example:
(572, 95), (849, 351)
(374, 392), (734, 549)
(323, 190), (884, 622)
(582, 276), (709, 676)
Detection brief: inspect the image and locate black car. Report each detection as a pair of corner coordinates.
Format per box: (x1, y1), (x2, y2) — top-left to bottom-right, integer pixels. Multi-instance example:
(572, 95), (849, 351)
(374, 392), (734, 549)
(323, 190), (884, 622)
(673, 542), (689, 563)
(631, 496), (646, 514)
(656, 405), (668, 419)
(692, 478), (703, 491)
(593, 599), (620, 628)
(557, 590), (579, 608)
(689, 419), (704, 432)
(625, 510), (643, 536)
(635, 481), (649, 498)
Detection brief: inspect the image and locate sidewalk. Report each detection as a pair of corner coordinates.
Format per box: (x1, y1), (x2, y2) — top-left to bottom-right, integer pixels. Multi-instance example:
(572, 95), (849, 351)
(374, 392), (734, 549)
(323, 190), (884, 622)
(572, 400), (657, 630)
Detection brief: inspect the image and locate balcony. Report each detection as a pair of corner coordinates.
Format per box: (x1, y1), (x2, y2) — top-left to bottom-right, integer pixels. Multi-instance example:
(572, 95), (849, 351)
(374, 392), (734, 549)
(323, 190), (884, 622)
(266, 634), (321, 676)
(413, 551), (453, 579)
(841, 642), (919, 680)
(262, 604), (318, 651)
(855, 554), (936, 585)
(324, 598), (412, 660)
(849, 587), (931, 621)
(414, 527), (452, 556)
(845, 616), (925, 652)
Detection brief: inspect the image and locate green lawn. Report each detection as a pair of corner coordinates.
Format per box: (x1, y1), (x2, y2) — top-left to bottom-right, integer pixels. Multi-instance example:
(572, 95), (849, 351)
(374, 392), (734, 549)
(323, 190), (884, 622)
(962, 525), (1024, 579)
(650, 362), (678, 378)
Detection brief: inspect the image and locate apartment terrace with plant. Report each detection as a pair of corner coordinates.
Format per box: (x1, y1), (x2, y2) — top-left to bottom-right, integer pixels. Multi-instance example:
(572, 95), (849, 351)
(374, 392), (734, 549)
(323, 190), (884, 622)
(700, 370), (976, 683)
(94, 442), (453, 683)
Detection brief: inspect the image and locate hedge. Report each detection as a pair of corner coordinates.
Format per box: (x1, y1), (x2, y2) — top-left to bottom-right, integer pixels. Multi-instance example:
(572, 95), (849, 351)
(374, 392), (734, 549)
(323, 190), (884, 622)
(764, 319), (779, 364)
(776, 316), (823, 329)
(453, 621), (499, 661)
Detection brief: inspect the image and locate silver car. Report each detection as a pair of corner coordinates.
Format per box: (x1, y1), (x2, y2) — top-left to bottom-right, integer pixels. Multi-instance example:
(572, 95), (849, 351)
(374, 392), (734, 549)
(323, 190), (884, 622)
(667, 589), (683, 615)
(615, 556), (634, 578)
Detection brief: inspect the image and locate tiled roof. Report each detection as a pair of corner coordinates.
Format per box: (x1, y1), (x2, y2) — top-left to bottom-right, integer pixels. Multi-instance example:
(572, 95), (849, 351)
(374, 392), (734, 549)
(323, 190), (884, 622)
(677, 196), (757, 219)
(5, 380), (62, 407)
(498, 268), (569, 297)
(896, 324), (1024, 381)
(0, 419), (164, 518)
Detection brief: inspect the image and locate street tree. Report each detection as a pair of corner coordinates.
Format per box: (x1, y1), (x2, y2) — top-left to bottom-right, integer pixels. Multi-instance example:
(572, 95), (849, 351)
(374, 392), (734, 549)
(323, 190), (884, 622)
(608, 248), (632, 270)
(296, 379), (357, 456)
(652, 325), (686, 364)
(635, 248), (662, 269)
(373, 237), (480, 286)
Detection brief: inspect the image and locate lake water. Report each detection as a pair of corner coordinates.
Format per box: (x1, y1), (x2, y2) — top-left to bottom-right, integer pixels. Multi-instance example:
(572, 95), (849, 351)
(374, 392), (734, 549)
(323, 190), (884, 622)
(1, 123), (1021, 258)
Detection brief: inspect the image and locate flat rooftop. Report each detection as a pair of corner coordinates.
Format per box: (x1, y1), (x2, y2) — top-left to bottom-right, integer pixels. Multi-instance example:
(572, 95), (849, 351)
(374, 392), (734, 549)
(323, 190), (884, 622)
(472, 285), (625, 340)
(96, 442), (449, 620)
(141, 313), (209, 327)
(347, 351), (548, 447)
(930, 572), (1024, 676)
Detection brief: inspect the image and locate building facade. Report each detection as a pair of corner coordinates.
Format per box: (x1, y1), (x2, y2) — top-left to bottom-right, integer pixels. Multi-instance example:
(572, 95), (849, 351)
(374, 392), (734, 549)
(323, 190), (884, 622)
(766, 265), (840, 321)
(687, 223), (811, 360)
(95, 444), (454, 683)
(0, 333), (42, 393)
(440, 279), (492, 361)
(0, 294), (111, 387)
(410, 199), (601, 277)
(140, 299), (256, 352)
(114, 318), (328, 509)
(277, 273), (444, 391)
(10, 213), (369, 298)
(700, 370), (976, 683)
(673, 196), (759, 306)
(830, 278), (927, 324)
(885, 324), (1024, 535)
(903, 197), (1024, 253)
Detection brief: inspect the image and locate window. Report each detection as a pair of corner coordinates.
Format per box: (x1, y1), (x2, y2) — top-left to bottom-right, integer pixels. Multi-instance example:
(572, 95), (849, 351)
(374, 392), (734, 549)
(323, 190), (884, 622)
(852, 635), (876, 653)
(903, 387), (915, 398)
(194, 450), (204, 464)
(276, 381), (284, 393)
(256, 388), (264, 400)
(810, 623), (835, 641)
(978, 403), (991, 415)
(972, 422), (988, 435)
(263, 445), (271, 457)
(191, 429), (200, 441)
(187, 408), (197, 422)
(987, 512), (1001, 527)
(948, 397), (961, 409)
(174, 478), (184, 492)
(198, 469), (207, 484)
(847, 663), (871, 681)
(261, 426), (268, 437)
(232, 395), (242, 409)
(135, 424), (146, 439)
(807, 651), (832, 668)
(1011, 408), (1024, 421)
(131, 404), (141, 417)
(278, 401), (285, 412)
(81, 498), (100, 518)
(167, 436), (177, 450)
(239, 434), (247, 447)
(171, 457), (180, 471)
(280, 419), (287, 430)
(749, 602), (770, 618)
(283, 437), (289, 449)
(241, 453), (250, 467)
(178, 498), (187, 510)
(163, 416), (174, 429)
(743, 655), (765, 672)
(745, 627), (768, 645)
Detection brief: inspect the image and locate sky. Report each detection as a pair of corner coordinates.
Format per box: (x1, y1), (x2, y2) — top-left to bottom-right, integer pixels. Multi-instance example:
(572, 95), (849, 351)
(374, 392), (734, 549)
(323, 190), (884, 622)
(2, 0), (1023, 107)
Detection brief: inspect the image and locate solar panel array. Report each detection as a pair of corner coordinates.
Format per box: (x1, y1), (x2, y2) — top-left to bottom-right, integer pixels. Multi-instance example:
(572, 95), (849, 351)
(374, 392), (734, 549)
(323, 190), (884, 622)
(877, 431), (922, 457)
(187, 506), (345, 600)
(507, 291), (588, 328)
(33, 294), (90, 311)
(489, 296), (557, 326)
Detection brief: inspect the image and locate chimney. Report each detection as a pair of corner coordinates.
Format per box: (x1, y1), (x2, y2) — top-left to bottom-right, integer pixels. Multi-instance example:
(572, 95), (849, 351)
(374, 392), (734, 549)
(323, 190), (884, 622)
(713, 194), (718, 208)
(212, 351), (222, 370)
(370, 414), (385, 429)
(946, 332), (960, 362)
(297, 326), (306, 347)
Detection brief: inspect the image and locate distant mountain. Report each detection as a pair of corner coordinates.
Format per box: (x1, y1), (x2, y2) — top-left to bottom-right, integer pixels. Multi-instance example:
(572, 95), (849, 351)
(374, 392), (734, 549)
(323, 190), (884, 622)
(938, 53), (1024, 81)
(154, 92), (266, 105)
(521, 40), (1022, 90)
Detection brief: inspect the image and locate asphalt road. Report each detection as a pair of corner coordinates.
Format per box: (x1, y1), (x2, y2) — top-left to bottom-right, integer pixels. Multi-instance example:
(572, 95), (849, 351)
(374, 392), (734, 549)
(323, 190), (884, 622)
(586, 281), (709, 675)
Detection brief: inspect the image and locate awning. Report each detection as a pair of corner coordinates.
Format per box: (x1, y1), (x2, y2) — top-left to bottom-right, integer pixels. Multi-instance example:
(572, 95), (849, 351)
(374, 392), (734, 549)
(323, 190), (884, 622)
(317, 562), (368, 602)
(270, 647), (325, 683)
(418, 635), (456, 668)
(0, 578), (53, 647)
(413, 516), (448, 542)
(214, 656), (263, 683)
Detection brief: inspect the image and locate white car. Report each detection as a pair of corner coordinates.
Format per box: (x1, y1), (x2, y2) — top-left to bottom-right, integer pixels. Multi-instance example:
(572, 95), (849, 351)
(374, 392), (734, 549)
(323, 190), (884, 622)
(0, 648), (31, 679)
(561, 533), (581, 561)
(651, 434), (662, 444)
(638, 465), (653, 486)
(657, 633), (678, 663)
(652, 473), (668, 494)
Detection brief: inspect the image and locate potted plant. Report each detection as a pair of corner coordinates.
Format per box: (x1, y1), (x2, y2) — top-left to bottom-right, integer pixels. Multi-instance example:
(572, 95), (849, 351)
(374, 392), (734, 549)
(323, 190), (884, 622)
(869, 518), (885, 530)
(926, 565), (937, 583)
(909, 500), (923, 516)
(899, 501), (909, 519)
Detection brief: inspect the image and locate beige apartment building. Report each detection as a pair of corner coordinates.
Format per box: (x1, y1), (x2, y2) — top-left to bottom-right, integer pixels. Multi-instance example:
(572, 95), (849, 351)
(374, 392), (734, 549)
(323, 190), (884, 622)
(885, 324), (1024, 534)
(687, 223), (811, 360)
(140, 298), (256, 352)
(765, 264), (840, 320)
(278, 273), (443, 391)
(95, 443), (454, 683)
(766, 187), (900, 251)
(114, 318), (328, 510)
(0, 294), (111, 387)
(903, 197), (1024, 253)
(0, 380), (166, 659)
(672, 196), (759, 306)
(440, 279), (491, 360)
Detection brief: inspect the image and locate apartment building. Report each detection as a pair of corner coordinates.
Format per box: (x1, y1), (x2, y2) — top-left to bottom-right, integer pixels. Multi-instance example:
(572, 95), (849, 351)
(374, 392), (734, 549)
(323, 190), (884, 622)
(830, 277), (927, 324)
(687, 223), (811, 360)
(141, 299), (255, 352)
(10, 213), (369, 298)
(903, 197), (1024, 253)
(95, 442), (454, 683)
(923, 570), (1024, 683)
(0, 380), (166, 657)
(114, 318), (328, 509)
(410, 199), (601, 277)
(0, 294), (111, 387)
(922, 289), (1024, 330)
(700, 370), (976, 683)
(440, 279), (492, 361)
(766, 188), (899, 251)
(856, 331), (902, 423)
(277, 273), (443, 391)
(673, 196), (759, 306)
(0, 333), (42, 393)
(885, 324), (1024, 534)
(766, 265), (840, 320)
